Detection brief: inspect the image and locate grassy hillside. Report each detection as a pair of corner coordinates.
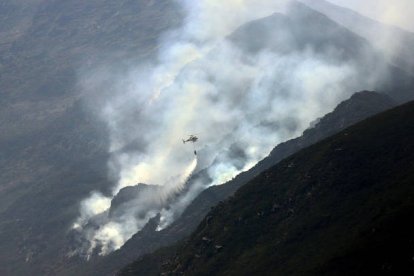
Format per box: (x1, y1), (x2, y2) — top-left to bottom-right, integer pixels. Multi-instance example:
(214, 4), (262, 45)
(121, 100), (414, 275)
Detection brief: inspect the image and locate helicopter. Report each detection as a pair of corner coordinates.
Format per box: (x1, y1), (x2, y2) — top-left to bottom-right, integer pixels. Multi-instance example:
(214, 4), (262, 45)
(182, 135), (199, 155)
(182, 135), (198, 144)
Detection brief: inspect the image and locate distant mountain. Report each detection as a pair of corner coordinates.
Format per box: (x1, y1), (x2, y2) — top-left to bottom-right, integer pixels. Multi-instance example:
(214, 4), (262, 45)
(301, 0), (414, 75)
(121, 99), (414, 276)
(230, 1), (414, 102)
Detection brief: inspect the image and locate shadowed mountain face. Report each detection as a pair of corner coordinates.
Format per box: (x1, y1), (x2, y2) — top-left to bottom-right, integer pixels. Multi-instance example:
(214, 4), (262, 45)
(109, 184), (159, 217)
(0, 1), (413, 275)
(93, 7), (413, 271)
(171, 91), (396, 234)
(120, 99), (414, 276)
(73, 3), (414, 273)
(75, 91), (395, 275)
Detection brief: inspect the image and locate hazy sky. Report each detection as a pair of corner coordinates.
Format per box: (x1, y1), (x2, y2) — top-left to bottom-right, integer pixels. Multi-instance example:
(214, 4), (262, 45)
(328, 0), (414, 32)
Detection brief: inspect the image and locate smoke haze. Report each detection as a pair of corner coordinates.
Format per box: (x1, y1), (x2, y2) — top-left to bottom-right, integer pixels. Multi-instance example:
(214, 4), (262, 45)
(73, 0), (409, 256)
(327, 0), (414, 32)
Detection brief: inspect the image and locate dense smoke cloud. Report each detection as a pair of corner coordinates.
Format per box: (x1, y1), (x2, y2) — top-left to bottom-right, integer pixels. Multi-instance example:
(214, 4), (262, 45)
(72, 0), (394, 257)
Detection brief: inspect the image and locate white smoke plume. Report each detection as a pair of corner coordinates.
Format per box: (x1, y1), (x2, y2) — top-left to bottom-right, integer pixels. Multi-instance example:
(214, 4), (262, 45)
(73, 157), (198, 257)
(73, 0), (397, 256)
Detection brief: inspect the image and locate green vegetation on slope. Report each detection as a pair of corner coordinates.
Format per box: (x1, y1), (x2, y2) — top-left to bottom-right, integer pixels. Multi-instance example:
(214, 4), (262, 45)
(121, 100), (414, 275)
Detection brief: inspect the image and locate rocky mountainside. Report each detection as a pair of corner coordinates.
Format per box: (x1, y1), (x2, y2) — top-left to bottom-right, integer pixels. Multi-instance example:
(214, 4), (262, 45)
(121, 99), (414, 276)
(0, 1), (413, 275)
(170, 91), (396, 238)
(59, 2), (414, 272)
(76, 91), (396, 275)
(81, 4), (414, 273)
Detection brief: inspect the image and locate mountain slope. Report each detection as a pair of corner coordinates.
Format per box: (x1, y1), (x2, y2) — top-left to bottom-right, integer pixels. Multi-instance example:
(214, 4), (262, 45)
(165, 91), (396, 238)
(0, 1), (181, 275)
(53, 2), (414, 273)
(80, 91), (395, 275)
(85, 4), (414, 270)
(301, 0), (414, 75)
(1, 1), (412, 275)
(121, 100), (414, 275)
(230, 1), (414, 102)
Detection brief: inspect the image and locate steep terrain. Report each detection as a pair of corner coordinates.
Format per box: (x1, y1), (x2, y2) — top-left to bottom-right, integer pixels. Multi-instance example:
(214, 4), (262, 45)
(80, 91), (395, 275)
(0, 1), (181, 275)
(164, 91), (396, 240)
(1, 1), (413, 275)
(229, 2), (414, 102)
(301, 0), (414, 75)
(69, 1), (414, 268)
(121, 99), (414, 276)
(79, 4), (414, 272)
